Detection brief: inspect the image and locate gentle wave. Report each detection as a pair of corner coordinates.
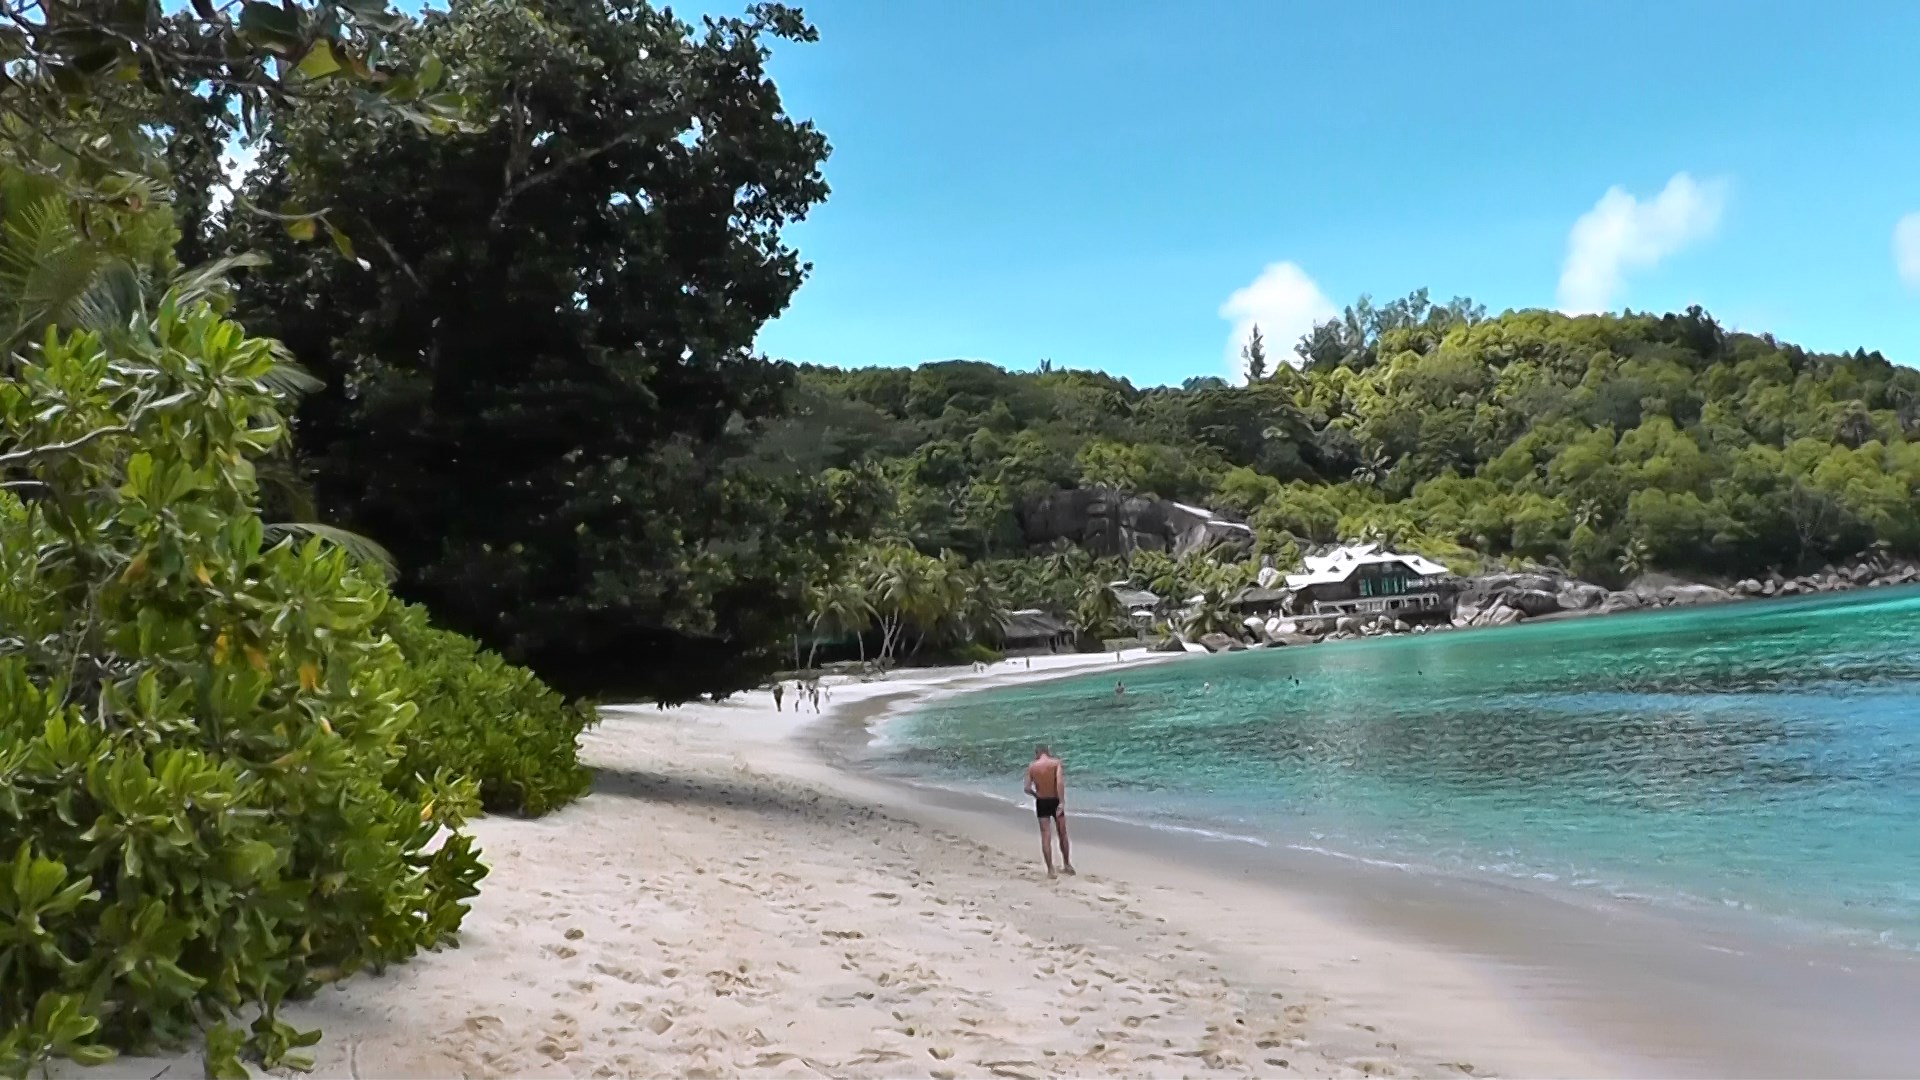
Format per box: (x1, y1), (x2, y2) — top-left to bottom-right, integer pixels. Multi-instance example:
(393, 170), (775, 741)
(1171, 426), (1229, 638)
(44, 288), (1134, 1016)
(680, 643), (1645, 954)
(871, 587), (1920, 954)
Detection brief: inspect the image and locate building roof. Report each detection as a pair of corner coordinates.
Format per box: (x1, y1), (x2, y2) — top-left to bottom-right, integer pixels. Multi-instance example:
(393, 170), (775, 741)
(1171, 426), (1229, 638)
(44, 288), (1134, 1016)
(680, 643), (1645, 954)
(1283, 543), (1451, 590)
(1107, 583), (1161, 611)
(1003, 609), (1071, 640)
(1229, 585), (1290, 607)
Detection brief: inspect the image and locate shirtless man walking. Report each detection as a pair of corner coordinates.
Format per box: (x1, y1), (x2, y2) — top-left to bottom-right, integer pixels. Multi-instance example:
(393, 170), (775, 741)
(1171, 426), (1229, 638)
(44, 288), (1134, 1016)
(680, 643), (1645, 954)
(1023, 745), (1075, 878)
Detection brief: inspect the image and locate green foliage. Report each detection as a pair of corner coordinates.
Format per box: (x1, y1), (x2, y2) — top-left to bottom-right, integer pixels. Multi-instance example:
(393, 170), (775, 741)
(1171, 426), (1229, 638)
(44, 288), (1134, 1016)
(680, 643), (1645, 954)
(0, 0), (468, 269)
(788, 298), (1920, 586)
(382, 604), (594, 817)
(0, 279), (584, 1073)
(845, 545), (1009, 666)
(223, 0), (865, 704)
(946, 642), (1003, 667)
(0, 298), (465, 1073)
(1072, 579), (1127, 639)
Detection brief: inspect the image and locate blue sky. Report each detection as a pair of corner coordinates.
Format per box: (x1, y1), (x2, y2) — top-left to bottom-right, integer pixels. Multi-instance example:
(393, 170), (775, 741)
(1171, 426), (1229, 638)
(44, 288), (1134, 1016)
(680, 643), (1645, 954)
(745, 0), (1920, 383)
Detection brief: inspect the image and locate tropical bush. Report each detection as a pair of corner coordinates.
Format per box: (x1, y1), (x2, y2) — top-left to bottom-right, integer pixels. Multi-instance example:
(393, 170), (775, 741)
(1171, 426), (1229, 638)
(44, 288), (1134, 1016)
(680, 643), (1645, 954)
(0, 284), (581, 1073)
(383, 603), (595, 817)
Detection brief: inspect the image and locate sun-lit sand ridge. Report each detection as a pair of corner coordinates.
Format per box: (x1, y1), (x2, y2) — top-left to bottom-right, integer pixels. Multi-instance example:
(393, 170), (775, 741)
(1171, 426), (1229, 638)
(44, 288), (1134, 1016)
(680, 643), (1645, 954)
(90, 651), (1614, 1079)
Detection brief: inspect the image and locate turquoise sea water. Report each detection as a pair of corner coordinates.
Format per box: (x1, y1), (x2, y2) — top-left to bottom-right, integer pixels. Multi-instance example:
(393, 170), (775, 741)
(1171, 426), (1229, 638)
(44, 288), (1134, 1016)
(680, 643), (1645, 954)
(870, 587), (1920, 951)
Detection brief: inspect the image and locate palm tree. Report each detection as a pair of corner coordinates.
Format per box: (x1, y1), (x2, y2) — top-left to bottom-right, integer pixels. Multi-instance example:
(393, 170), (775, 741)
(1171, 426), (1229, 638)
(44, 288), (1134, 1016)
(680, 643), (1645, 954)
(960, 566), (1012, 646)
(1352, 449), (1393, 486)
(0, 190), (318, 393)
(918, 551), (974, 655)
(1357, 521), (1399, 549)
(806, 578), (875, 670)
(1073, 578), (1126, 641)
(1617, 537), (1652, 580)
(1182, 586), (1238, 639)
(1042, 538), (1092, 584)
(1574, 498), (1605, 532)
(867, 547), (944, 667)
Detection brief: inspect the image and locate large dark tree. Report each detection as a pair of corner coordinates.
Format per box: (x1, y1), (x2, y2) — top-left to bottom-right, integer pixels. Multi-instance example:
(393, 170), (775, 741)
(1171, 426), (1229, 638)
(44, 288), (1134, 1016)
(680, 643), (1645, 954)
(228, 0), (862, 701)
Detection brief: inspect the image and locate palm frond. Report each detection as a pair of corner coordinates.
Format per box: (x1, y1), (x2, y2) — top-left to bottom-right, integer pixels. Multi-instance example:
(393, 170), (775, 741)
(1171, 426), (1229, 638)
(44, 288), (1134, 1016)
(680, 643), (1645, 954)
(169, 251), (269, 309)
(260, 352), (325, 396)
(264, 522), (399, 581)
(255, 456), (319, 521)
(0, 195), (108, 349)
(69, 260), (147, 338)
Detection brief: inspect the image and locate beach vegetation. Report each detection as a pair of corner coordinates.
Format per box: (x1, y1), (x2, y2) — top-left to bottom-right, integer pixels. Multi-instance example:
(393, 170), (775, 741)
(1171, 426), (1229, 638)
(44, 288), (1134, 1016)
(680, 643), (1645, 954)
(219, 0), (872, 706)
(0, 0), (591, 1072)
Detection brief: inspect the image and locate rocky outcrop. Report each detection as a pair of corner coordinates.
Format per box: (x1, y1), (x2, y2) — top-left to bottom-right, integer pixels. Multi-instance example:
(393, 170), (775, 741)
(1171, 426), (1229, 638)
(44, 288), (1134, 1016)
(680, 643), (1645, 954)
(1562, 583), (1608, 610)
(1728, 557), (1920, 600)
(1169, 551), (1920, 654)
(1642, 583), (1733, 607)
(1197, 633), (1243, 653)
(1018, 488), (1255, 559)
(1505, 589), (1564, 618)
(1597, 590), (1645, 615)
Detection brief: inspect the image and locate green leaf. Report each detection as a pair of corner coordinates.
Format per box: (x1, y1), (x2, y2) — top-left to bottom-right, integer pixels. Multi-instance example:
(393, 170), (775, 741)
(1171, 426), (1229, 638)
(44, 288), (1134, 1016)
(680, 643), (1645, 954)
(295, 39), (341, 80)
(284, 216), (316, 243)
(224, 841), (280, 883)
(68, 1044), (117, 1066)
(237, 2), (303, 54)
(325, 221), (355, 261)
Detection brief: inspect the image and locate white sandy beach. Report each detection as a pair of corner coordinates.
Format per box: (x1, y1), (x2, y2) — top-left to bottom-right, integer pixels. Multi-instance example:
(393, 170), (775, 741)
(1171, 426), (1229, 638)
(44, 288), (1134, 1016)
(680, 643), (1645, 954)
(97, 651), (1630, 1079)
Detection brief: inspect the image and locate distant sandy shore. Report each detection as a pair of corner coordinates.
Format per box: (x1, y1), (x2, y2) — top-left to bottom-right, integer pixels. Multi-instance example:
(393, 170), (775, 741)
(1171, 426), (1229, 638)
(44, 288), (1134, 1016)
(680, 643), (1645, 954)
(94, 649), (1898, 1078)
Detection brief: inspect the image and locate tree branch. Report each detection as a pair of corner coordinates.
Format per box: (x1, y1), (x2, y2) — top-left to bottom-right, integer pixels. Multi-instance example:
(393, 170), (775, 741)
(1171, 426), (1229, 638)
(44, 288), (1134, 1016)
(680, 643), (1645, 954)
(490, 128), (646, 229)
(0, 424), (130, 469)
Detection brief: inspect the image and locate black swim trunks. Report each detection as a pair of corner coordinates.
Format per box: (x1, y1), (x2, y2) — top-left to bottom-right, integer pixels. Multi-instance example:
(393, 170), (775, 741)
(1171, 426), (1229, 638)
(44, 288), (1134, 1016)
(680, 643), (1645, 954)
(1034, 797), (1060, 819)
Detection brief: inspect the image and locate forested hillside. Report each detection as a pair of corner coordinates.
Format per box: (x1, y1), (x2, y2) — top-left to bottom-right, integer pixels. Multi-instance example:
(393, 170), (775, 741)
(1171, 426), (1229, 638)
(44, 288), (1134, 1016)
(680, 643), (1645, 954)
(795, 292), (1920, 587)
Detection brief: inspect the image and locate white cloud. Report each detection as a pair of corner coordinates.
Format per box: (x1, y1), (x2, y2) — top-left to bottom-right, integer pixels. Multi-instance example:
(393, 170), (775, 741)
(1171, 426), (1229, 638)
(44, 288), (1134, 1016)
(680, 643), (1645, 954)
(1894, 213), (1920, 291)
(1217, 261), (1336, 382)
(1556, 172), (1727, 315)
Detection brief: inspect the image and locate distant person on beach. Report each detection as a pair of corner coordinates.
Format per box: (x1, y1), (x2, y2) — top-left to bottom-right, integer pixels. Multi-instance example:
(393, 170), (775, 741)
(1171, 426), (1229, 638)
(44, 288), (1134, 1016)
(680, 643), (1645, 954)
(772, 683), (784, 712)
(1023, 745), (1075, 878)
(1114, 681), (1125, 698)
